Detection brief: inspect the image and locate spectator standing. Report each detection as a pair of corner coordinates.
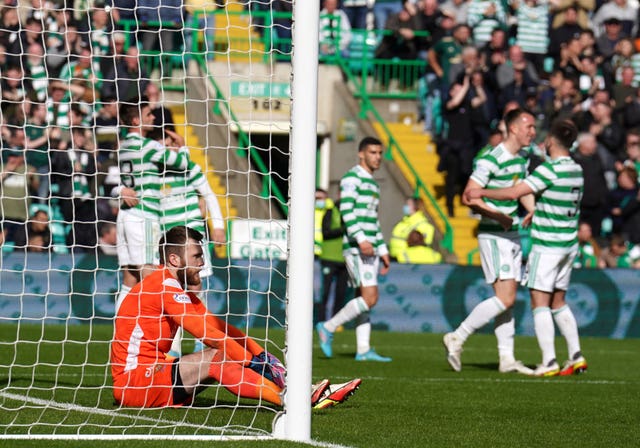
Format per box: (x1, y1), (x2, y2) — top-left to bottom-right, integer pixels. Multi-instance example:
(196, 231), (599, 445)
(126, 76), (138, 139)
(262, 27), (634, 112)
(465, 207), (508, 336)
(549, 5), (585, 61)
(375, 0), (421, 62)
(343, 0), (370, 30)
(373, 0), (404, 31)
(24, 102), (52, 201)
(514, 0), (549, 69)
(440, 0), (469, 25)
(440, 74), (486, 216)
(466, 0), (507, 47)
(138, 0), (185, 54)
(592, 0), (638, 39)
(608, 165), (638, 235)
(572, 132), (609, 237)
(427, 23), (471, 94)
(316, 137), (392, 362)
(319, 0), (352, 59)
(0, 147), (38, 243)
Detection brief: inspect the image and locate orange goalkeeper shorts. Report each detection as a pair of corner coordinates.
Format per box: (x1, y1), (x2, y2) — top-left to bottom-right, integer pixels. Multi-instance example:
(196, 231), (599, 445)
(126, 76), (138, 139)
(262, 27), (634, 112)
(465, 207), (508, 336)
(113, 360), (191, 407)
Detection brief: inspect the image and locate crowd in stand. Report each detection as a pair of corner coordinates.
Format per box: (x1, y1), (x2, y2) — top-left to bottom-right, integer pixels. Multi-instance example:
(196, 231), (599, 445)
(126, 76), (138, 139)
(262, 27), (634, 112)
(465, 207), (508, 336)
(0, 0), (182, 253)
(319, 0), (640, 268)
(0, 0), (638, 268)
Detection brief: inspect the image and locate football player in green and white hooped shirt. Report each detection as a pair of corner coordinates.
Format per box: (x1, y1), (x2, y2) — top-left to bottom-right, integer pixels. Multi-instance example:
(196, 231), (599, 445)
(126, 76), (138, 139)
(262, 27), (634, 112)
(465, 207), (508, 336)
(316, 136), (392, 362)
(469, 118), (587, 377)
(114, 99), (192, 311)
(444, 108), (536, 375)
(160, 156), (226, 357)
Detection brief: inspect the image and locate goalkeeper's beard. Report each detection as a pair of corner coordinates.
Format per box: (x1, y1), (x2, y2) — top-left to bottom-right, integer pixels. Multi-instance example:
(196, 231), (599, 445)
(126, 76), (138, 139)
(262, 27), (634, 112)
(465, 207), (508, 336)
(177, 265), (202, 289)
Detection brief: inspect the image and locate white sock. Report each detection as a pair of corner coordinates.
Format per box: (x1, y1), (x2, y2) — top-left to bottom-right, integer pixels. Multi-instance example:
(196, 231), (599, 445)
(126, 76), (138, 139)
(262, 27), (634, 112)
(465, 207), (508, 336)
(115, 284), (131, 313)
(533, 307), (556, 365)
(170, 326), (183, 356)
(552, 305), (581, 360)
(494, 308), (515, 360)
(324, 297), (369, 332)
(355, 312), (371, 354)
(455, 296), (506, 342)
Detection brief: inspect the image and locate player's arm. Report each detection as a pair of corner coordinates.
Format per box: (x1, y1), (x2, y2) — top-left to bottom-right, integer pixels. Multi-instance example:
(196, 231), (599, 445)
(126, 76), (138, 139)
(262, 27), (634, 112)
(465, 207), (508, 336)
(462, 177), (514, 228)
(164, 291), (253, 364)
(193, 174), (226, 244)
(468, 181), (534, 202)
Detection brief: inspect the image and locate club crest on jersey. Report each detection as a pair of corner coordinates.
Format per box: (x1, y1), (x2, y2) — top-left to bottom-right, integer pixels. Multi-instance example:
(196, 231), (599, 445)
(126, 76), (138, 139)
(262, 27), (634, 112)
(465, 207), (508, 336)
(173, 293), (192, 304)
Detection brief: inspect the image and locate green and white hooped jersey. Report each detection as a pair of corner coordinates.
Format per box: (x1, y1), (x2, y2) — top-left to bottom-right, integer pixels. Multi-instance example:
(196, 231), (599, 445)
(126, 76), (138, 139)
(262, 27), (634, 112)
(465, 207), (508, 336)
(118, 132), (190, 217)
(524, 156), (584, 254)
(470, 143), (528, 233)
(340, 164), (387, 255)
(159, 160), (207, 234)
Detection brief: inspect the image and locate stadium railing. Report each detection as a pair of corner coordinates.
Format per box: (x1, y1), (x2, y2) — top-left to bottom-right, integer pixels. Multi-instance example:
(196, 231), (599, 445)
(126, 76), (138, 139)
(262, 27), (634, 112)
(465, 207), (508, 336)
(119, 11), (453, 253)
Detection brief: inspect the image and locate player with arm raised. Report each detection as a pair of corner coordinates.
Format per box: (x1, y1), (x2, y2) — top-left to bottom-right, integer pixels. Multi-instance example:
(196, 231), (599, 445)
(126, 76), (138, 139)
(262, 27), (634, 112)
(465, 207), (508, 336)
(316, 136), (392, 362)
(467, 119), (587, 376)
(159, 147), (227, 357)
(114, 97), (192, 310)
(111, 226), (361, 408)
(443, 108), (536, 375)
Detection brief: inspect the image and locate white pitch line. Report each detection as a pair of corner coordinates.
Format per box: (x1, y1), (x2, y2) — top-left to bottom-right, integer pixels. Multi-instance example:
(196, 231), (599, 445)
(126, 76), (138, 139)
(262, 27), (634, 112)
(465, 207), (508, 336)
(352, 376), (635, 385)
(0, 391), (354, 448)
(0, 391), (247, 433)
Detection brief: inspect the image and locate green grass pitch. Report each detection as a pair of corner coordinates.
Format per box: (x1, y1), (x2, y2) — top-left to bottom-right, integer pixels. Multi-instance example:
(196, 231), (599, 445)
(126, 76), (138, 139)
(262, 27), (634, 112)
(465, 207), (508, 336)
(0, 324), (638, 447)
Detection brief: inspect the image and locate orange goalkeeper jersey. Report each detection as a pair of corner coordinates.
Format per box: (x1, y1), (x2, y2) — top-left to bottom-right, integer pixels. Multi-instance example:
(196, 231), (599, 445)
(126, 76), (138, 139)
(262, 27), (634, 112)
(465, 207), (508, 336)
(110, 266), (253, 383)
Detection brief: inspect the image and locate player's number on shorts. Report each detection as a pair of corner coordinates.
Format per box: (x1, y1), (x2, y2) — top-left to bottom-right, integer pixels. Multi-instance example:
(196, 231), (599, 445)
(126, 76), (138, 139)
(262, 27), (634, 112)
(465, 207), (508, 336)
(120, 160), (135, 188)
(567, 186), (583, 217)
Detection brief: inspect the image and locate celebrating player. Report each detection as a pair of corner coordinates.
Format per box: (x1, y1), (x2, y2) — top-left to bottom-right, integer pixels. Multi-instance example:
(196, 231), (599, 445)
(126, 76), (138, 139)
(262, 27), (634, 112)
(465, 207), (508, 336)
(466, 119), (587, 376)
(316, 136), (392, 362)
(443, 108), (536, 374)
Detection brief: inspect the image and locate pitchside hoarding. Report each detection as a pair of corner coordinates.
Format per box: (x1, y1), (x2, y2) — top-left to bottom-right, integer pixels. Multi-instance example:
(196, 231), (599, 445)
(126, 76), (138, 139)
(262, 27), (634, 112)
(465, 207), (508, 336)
(0, 252), (639, 338)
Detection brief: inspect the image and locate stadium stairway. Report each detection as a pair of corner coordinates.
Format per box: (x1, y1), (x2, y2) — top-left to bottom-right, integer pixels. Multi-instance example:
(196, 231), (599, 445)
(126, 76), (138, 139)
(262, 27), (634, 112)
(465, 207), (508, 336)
(212, 2), (266, 62)
(171, 104), (237, 255)
(373, 122), (479, 264)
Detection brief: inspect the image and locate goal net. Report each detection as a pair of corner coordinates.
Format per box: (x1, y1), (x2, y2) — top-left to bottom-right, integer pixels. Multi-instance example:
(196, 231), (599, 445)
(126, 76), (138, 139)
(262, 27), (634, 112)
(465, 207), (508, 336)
(0, 0), (316, 441)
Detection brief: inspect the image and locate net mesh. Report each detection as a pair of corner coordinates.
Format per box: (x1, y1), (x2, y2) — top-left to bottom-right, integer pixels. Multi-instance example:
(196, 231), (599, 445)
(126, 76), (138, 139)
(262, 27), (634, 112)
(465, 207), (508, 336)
(0, 0), (293, 438)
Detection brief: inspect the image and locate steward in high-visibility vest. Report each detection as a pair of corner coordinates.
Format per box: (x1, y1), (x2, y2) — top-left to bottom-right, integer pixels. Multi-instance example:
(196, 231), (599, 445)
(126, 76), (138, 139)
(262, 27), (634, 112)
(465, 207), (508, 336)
(319, 199), (349, 321)
(389, 198), (436, 259)
(397, 230), (442, 264)
(314, 190), (333, 256)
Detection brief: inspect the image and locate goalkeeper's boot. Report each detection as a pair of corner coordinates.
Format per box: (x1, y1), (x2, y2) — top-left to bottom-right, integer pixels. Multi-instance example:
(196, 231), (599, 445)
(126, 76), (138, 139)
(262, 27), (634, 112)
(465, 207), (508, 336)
(311, 379), (330, 407)
(533, 359), (560, 377)
(354, 348), (391, 362)
(443, 332), (463, 372)
(316, 322), (334, 358)
(265, 352), (286, 388)
(559, 355), (587, 376)
(499, 357), (534, 375)
(313, 378), (362, 409)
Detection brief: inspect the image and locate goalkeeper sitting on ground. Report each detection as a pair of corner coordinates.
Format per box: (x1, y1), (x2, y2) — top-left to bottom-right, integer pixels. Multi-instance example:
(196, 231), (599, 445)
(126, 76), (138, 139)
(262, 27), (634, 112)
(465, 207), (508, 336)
(110, 225), (359, 408)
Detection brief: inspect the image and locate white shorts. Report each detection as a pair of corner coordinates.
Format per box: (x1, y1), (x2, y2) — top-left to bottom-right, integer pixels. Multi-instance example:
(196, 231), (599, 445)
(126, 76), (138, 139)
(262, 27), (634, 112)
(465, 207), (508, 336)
(478, 232), (522, 284)
(344, 251), (379, 288)
(522, 248), (577, 293)
(116, 209), (161, 267)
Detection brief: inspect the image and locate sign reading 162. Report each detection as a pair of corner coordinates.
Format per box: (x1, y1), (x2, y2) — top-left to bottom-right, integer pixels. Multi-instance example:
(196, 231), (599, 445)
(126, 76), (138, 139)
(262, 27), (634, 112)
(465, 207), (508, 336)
(251, 98), (282, 111)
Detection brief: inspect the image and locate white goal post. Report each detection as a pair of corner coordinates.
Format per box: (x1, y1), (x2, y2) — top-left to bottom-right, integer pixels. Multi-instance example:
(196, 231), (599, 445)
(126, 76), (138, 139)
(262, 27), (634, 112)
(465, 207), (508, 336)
(0, 0), (318, 442)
